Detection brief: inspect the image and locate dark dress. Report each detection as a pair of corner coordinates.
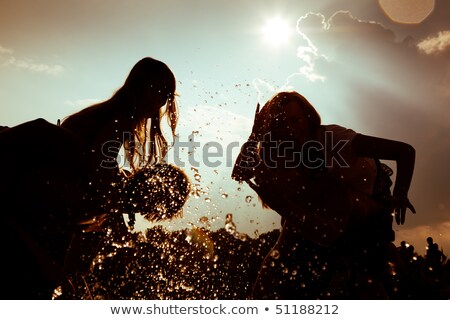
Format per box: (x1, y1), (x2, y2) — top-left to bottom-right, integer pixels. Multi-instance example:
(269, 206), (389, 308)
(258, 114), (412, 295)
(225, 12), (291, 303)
(0, 118), (89, 299)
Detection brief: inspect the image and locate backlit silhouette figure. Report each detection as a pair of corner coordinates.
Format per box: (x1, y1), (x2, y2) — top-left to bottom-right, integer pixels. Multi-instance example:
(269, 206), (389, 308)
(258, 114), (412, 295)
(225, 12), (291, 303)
(232, 91), (416, 299)
(0, 57), (179, 299)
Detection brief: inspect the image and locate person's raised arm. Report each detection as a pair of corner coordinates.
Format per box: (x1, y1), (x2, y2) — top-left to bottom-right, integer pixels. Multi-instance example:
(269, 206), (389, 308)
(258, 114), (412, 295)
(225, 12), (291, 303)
(352, 134), (416, 224)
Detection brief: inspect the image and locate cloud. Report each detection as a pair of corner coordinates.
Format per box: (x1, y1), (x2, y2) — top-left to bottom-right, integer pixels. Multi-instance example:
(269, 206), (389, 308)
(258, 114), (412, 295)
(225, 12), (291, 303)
(252, 78), (276, 103)
(297, 11), (400, 75)
(417, 30), (450, 54)
(0, 45), (14, 55)
(293, 11), (398, 83)
(0, 44), (64, 75)
(327, 11), (396, 42)
(295, 13), (329, 82)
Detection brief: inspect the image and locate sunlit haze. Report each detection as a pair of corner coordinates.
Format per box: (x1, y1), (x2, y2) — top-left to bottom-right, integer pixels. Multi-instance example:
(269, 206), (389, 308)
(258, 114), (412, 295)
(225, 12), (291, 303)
(262, 17), (293, 46)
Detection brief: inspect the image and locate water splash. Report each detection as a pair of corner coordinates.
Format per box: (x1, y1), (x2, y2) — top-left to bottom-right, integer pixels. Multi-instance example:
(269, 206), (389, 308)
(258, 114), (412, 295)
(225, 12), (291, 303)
(190, 167), (202, 182)
(52, 286), (63, 300)
(270, 250), (281, 260)
(224, 213), (248, 241)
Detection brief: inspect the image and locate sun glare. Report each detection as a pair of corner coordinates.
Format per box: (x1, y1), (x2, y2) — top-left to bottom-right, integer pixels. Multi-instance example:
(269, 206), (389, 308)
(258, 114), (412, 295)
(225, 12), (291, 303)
(378, 0), (434, 24)
(262, 17), (292, 46)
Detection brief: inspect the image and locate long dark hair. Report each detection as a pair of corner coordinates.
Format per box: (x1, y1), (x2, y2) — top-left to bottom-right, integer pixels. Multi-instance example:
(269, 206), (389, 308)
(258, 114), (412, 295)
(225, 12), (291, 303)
(255, 91), (321, 140)
(62, 57), (178, 170)
(231, 91), (321, 183)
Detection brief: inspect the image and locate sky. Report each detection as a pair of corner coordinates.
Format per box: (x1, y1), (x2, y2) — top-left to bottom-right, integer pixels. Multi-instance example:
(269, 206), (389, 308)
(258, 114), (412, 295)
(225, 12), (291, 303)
(1, 0), (449, 255)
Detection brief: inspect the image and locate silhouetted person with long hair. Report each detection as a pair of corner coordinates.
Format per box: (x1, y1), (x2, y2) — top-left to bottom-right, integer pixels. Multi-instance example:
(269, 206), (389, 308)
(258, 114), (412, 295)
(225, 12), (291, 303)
(232, 91), (416, 299)
(0, 57), (179, 299)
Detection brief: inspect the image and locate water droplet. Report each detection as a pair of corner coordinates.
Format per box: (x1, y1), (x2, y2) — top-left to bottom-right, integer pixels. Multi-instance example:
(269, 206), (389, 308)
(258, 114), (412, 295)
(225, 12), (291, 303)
(245, 196), (253, 203)
(270, 250), (280, 260)
(52, 286), (63, 300)
(238, 234), (248, 241)
(225, 220), (236, 234)
(199, 216), (209, 224)
(221, 193), (228, 199)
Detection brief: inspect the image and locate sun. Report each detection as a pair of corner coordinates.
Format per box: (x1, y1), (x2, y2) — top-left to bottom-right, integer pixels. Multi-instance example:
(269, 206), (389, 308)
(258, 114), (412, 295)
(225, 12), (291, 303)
(262, 17), (292, 46)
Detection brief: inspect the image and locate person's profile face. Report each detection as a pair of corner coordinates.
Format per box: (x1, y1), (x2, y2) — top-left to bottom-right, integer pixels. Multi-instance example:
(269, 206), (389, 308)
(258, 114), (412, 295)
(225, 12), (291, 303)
(137, 87), (170, 118)
(273, 101), (310, 144)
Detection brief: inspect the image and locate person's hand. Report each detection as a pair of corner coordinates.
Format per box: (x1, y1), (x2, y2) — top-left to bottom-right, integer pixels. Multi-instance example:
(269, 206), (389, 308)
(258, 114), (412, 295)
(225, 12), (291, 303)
(232, 102), (262, 182)
(231, 140), (260, 182)
(391, 195), (416, 225)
